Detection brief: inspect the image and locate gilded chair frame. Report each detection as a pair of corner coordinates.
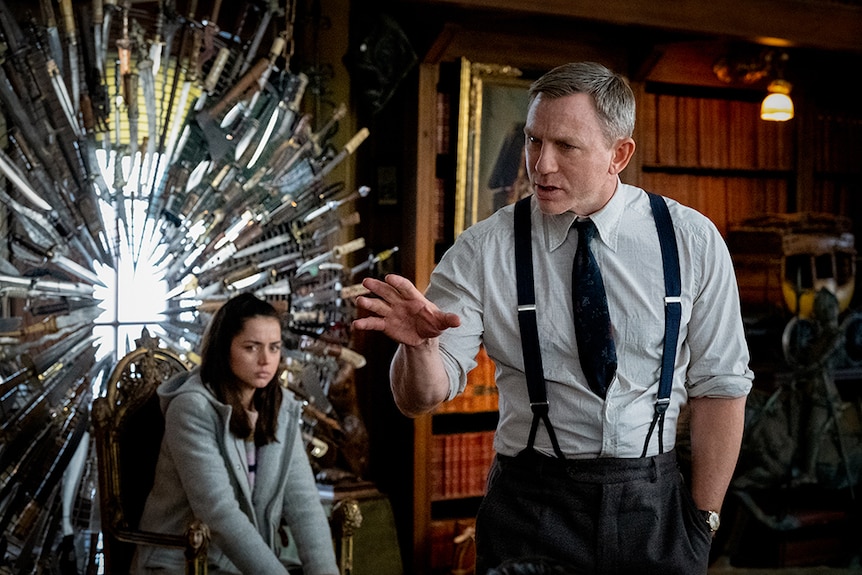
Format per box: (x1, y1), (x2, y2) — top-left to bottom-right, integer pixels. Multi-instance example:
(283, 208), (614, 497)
(92, 328), (209, 575)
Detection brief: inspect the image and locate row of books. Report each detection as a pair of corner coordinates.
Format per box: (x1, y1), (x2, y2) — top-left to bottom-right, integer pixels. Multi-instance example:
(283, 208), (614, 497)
(639, 92), (793, 171)
(435, 346), (499, 414)
(431, 430), (496, 501)
(813, 114), (862, 174)
(429, 518), (476, 573)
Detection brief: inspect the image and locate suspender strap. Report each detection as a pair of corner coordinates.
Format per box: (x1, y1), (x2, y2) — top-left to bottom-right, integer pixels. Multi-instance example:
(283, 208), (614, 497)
(514, 193), (681, 460)
(514, 197), (564, 459)
(641, 192), (682, 457)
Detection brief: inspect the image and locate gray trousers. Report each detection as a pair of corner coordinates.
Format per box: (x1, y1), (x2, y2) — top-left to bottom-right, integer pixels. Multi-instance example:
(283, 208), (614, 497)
(475, 450), (712, 575)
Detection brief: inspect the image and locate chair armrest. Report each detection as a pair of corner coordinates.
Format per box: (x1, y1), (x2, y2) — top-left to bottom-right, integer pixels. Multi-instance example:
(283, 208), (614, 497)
(112, 519), (210, 575)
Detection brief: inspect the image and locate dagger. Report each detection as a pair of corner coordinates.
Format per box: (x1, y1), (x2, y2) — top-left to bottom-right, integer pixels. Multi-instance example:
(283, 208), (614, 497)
(58, 0), (80, 114)
(350, 246), (400, 278)
(40, 0), (65, 77)
(269, 103), (347, 185)
(294, 238), (366, 277)
(0, 273), (97, 300)
(47, 59), (83, 139)
(0, 149), (53, 212)
(299, 336), (367, 370)
(301, 185), (370, 224)
(230, 226), (305, 260)
(11, 234), (105, 287)
(0, 307), (103, 341)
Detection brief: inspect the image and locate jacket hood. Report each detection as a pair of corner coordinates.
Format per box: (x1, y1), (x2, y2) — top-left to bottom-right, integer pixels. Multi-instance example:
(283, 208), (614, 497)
(157, 368), (302, 421)
(158, 368), (226, 416)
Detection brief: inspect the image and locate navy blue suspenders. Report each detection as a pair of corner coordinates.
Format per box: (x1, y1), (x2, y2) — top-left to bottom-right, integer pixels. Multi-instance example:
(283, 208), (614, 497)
(514, 195), (566, 459)
(644, 192), (683, 457)
(513, 193), (681, 459)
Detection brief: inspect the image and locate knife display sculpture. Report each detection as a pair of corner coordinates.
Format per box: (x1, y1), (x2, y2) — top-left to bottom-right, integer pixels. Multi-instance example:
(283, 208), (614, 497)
(0, 0), (392, 569)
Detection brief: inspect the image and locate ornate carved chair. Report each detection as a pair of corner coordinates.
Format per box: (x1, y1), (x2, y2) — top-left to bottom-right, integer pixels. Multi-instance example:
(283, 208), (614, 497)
(331, 498), (363, 575)
(92, 328), (209, 575)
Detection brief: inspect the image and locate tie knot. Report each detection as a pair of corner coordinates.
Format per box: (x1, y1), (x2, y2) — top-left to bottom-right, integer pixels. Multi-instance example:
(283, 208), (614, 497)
(575, 219), (598, 242)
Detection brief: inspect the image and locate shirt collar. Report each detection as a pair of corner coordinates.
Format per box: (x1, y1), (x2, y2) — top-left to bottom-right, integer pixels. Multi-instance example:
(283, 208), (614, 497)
(540, 178), (627, 253)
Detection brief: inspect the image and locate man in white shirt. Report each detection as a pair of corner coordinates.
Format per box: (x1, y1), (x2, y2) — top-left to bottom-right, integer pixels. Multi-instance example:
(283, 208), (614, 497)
(354, 61), (753, 575)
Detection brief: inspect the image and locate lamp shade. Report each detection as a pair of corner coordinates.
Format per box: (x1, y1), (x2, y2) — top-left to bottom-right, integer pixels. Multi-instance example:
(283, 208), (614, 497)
(761, 79), (794, 121)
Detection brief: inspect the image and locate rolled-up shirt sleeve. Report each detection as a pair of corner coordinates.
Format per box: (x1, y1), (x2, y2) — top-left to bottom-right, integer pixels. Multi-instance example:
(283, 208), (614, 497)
(684, 219), (754, 399)
(426, 226), (488, 401)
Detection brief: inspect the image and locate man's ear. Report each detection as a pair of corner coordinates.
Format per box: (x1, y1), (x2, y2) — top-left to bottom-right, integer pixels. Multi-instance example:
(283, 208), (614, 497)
(609, 138), (636, 175)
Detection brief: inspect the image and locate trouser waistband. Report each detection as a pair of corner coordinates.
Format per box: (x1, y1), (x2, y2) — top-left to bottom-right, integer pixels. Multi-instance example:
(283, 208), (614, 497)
(496, 449), (678, 483)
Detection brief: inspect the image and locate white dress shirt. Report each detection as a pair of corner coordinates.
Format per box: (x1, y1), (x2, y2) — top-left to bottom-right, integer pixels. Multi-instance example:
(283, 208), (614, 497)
(426, 182), (754, 459)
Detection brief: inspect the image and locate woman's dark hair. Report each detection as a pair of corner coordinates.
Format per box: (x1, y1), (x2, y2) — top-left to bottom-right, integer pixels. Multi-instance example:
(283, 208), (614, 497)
(199, 292), (283, 445)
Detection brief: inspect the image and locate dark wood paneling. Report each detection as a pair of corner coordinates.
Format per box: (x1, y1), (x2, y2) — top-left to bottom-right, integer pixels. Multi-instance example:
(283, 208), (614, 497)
(397, 0), (862, 53)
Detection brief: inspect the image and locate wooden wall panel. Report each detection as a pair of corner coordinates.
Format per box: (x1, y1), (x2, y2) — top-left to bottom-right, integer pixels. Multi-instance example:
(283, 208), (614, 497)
(728, 100), (757, 170)
(677, 97), (701, 167)
(657, 95), (679, 166)
(815, 115), (862, 175)
(641, 173), (790, 237)
(699, 99), (731, 168)
(637, 91), (658, 167)
(636, 87), (796, 237)
(641, 93), (796, 172)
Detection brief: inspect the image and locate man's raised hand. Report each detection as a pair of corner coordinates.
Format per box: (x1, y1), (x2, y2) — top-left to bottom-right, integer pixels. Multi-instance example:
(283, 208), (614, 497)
(352, 274), (461, 347)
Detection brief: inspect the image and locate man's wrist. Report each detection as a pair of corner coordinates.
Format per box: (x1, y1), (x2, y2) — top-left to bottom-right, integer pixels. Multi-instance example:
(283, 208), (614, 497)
(401, 336), (438, 350)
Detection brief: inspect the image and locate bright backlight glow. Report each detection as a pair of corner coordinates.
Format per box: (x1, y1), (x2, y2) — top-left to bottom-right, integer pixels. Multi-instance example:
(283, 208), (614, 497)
(92, 150), (169, 361)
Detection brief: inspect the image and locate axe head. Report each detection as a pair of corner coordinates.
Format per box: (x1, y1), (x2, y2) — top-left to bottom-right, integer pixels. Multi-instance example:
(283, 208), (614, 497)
(194, 109), (235, 162)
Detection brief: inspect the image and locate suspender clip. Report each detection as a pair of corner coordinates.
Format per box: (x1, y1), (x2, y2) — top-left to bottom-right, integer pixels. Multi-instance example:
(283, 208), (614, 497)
(529, 401), (549, 415)
(664, 296), (681, 305)
(518, 304), (537, 312)
(654, 397), (670, 414)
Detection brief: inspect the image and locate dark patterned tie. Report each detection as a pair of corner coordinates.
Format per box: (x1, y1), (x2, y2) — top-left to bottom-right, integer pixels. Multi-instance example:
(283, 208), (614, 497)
(572, 220), (617, 398)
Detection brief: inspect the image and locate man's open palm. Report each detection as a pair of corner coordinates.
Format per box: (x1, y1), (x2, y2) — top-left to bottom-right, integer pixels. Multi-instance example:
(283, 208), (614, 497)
(353, 274), (461, 346)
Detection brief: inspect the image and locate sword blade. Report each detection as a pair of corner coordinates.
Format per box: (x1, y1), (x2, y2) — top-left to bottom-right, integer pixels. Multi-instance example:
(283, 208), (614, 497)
(0, 150), (53, 212)
(51, 253), (105, 287)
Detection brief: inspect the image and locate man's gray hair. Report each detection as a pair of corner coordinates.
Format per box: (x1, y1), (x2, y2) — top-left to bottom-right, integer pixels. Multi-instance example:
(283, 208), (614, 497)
(529, 62), (636, 145)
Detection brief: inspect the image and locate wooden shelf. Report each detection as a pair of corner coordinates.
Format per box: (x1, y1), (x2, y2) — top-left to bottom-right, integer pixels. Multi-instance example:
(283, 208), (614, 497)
(642, 165), (793, 178)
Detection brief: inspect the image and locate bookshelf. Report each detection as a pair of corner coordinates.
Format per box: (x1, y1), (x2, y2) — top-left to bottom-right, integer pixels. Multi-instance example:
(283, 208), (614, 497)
(432, 60), (462, 262)
(415, 60), (504, 573)
(635, 85), (795, 238)
(428, 347), (498, 575)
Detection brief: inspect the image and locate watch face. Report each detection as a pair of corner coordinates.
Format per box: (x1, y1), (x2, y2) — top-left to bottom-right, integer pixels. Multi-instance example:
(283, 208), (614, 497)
(705, 511), (720, 532)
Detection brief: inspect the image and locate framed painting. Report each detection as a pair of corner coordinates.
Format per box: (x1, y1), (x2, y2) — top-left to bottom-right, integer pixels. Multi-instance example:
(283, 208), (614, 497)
(454, 58), (533, 236)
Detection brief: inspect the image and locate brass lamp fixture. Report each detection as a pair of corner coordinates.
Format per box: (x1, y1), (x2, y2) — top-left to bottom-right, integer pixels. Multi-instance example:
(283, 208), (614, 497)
(713, 48), (794, 122)
(761, 78), (794, 121)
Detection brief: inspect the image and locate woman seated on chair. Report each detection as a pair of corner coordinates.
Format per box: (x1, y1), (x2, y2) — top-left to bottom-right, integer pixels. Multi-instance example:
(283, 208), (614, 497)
(133, 293), (339, 575)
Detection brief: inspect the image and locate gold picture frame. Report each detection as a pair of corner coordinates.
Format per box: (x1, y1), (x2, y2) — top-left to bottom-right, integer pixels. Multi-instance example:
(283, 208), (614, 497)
(454, 58), (532, 236)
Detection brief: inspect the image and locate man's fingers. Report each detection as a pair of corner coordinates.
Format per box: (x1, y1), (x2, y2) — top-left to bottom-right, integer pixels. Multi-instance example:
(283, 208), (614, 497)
(352, 316), (386, 332)
(415, 306), (461, 335)
(361, 275), (411, 303)
(356, 273), (461, 342)
(442, 311), (462, 329)
(360, 277), (395, 300)
(355, 295), (391, 317)
(385, 273), (423, 300)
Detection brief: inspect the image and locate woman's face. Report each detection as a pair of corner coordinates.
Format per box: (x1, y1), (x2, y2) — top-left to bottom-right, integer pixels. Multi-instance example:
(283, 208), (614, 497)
(229, 316), (282, 408)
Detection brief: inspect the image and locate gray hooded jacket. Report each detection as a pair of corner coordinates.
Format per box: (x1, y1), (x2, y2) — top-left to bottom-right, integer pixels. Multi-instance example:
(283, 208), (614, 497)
(132, 370), (338, 574)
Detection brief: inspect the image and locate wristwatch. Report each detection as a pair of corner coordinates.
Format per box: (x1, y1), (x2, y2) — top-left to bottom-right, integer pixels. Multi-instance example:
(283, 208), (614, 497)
(702, 510), (721, 534)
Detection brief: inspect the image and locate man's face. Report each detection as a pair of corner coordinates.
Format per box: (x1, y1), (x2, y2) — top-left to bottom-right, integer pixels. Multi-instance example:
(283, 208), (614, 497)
(524, 92), (623, 217)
